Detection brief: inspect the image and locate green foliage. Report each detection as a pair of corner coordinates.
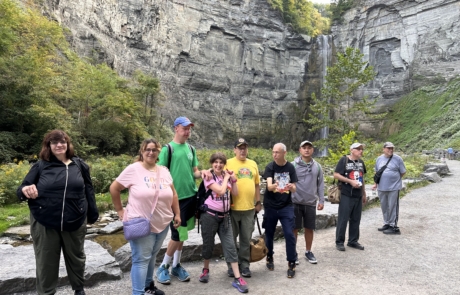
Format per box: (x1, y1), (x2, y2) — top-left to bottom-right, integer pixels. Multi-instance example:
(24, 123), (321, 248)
(0, 161), (31, 205)
(0, 0), (168, 163)
(0, 203), (30, 234)
(305, 47), (376, 150)
(267, 0), (330, 36)
(384, 78), (460, 152)
(87, 155), (135, 194)
(329, 0), (354, 23)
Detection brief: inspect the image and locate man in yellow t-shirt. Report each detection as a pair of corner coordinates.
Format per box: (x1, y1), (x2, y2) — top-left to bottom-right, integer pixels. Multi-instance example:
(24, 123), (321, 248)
(225, 138), (261, 278)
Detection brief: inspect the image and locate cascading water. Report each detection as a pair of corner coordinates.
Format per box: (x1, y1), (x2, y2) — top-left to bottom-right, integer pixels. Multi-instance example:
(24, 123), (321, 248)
(318, 35), (332, 157)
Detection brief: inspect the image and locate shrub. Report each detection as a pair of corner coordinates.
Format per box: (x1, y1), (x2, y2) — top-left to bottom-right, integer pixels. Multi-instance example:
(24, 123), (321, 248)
(88, 155), (134, 194)
(0, 161), (32, 205)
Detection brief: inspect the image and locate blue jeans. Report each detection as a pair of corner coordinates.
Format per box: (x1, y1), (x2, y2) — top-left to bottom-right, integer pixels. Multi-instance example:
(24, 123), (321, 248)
(263, 205), (297, 262)
(129, 226), (169, 295)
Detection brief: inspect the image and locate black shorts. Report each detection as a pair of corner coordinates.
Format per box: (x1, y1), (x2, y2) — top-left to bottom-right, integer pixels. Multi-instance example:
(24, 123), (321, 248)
(294, 203), (316, 230)
(170, 195), (197, 242)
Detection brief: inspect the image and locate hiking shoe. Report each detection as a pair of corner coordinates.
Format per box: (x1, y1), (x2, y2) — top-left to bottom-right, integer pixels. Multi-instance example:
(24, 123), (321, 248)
(347, 242), (365, 250)
(171, 263), (190, 282)
(266, 256), (274, 271)
(144, 281), (165, 295)
(156, 264), (171, 285)
(305, 251), (317, 264)
(241, 267), (251, 278)
(227, 268), (235, 277)
(336, 244), (345, 251)
(199, 268), (209, 283)
(287, 262), (296, 278)
(383, 226), (401, 235)
(378, 224), (390, 231)
(74, 290), (85, 295)
(295, 258), (300, 265)
(232, 277), (249, 293)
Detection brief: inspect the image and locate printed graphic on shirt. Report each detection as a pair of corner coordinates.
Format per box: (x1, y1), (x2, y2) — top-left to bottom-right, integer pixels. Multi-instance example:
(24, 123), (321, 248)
(274, 172), (290, 194)
(214, 179), (231, 201)
(237, 167), (253, 179)
(143, 176), (170, 190)
(345, 162), (364, 186)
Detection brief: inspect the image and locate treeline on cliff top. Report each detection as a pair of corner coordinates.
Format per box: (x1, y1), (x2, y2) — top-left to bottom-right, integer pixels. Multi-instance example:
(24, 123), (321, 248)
(0, 0), (170, 163)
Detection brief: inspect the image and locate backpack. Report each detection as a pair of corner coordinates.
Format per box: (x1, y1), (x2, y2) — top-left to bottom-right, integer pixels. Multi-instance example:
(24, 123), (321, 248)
(195, 172), (217, 230)
(164, 143), (195, 169)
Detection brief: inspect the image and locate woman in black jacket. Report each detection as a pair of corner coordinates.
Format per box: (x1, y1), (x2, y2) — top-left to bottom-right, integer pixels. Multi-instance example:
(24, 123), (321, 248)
(17, 130), (98, 295)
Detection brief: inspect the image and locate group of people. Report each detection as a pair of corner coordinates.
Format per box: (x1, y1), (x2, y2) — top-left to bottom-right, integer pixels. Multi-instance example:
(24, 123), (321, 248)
(16, 117), (406, 295)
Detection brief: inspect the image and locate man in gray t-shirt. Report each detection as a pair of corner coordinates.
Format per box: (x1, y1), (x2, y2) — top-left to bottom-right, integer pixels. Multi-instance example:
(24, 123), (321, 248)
(372, 142), (406, 235)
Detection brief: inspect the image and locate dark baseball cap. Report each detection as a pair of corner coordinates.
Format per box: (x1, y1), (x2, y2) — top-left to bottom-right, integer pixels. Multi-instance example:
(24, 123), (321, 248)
(234, 138), (249, 148)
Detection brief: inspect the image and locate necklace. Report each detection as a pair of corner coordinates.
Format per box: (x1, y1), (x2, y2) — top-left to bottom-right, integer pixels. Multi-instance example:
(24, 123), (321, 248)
(143, 163), (157, 172)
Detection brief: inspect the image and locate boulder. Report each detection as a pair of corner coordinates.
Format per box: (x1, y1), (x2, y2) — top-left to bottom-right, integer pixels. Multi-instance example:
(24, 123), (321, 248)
(0, 241), (122, 294)
(423, 163), (450, 176)
(421, 172), (442, 183)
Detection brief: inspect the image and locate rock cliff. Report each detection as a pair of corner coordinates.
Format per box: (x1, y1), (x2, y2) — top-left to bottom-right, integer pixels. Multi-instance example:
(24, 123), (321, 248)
(332, 0), (460, 134)
(43, 0), (319, 148)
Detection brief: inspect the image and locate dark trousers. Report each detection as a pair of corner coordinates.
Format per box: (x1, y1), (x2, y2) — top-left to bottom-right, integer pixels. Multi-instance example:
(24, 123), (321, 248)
(30, 214), (87, 295)
(335, 194), (362, 245)
(263, 205), (297, 262)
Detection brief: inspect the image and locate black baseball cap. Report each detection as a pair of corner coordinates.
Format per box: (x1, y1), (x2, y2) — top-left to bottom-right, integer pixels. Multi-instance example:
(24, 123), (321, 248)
(234, 138), (249, 148)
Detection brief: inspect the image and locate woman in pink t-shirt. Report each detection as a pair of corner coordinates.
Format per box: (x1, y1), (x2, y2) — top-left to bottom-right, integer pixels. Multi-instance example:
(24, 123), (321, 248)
(198, 153), (249, 293)
(110, 139), (180, 295)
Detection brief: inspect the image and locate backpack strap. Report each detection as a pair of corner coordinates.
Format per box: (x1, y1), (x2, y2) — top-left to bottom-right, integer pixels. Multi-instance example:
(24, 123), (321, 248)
(165, 143), (195, 169)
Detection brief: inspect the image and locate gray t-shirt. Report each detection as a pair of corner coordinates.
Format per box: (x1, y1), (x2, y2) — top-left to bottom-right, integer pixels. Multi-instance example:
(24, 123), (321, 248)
(375, 154), (406, 191)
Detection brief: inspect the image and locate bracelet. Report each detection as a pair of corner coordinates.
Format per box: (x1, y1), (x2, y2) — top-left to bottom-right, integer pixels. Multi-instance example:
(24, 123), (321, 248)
(231, 179), (237, 184)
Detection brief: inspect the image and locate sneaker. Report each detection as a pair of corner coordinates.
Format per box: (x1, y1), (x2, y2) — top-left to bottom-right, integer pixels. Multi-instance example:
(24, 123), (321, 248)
(336, 244), (345, 251)
(378, 224), (390, 231)
(241, 267), (251, 278)
(347, 242), (365, 250)
(305, 251), (317, 264)
(227, 268), (235, 277)
(156, 264), (171, 285)
(171, 263), (191, 282)
(295, 258), (300, 265)
(383, 226), (401, 235)
(144, 281), (165, 295)
(266, 256), (274, 271)
(74, 290), (85, 295)
(287, 262), (296, 278)
(199, 268), (209, 283)
(232, 277), (249, 293)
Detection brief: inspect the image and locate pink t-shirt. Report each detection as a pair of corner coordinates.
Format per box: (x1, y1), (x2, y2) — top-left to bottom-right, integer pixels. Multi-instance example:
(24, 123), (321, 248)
(116, 162), (174, 233)
(204, 174), (232, 213)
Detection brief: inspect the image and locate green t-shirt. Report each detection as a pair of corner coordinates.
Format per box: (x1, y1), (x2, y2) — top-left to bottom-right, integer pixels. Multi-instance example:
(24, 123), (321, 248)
(158, 141), (199, 200)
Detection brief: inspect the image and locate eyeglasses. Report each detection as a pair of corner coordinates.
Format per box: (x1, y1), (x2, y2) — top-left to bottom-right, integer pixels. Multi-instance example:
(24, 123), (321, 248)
(144, 148), (160, 153)
(236, 146), (247, 150)
(354, 148), (364, 151)
(50, 140), (67, 145)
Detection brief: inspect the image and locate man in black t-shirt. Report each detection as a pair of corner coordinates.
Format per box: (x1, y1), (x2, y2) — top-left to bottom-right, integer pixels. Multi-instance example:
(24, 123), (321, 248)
(333, 142), (367, 251)
(263, 143), (298, 278)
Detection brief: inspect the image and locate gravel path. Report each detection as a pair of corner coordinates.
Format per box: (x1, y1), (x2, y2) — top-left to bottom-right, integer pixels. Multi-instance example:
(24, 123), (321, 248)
(26, 160), (460, 295)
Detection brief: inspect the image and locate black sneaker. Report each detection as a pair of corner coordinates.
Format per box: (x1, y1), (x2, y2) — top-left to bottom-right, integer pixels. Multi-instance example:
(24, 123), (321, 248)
(336, 244), (345, 251)
(74, 290), (85, 295)
(144, 282), (165, 295)
(383, 226), (401, 235)
(266, 256), (274, 271)
(241, 267), (252, 278)
(347, 242), (365, 250)
(287, 262), (296, 278)
(378, 224), (390, 231)
(227, 268), (234, 277)
(305, 251), (317, 264)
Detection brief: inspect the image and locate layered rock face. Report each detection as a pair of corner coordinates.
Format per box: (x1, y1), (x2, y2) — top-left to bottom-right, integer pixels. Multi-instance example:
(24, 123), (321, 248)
(44, 0), (315, 147)
(332, 0), (460, 115)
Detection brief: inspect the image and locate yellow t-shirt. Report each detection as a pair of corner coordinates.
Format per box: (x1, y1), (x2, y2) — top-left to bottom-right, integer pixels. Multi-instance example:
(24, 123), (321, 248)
(226, 157), (260, 211)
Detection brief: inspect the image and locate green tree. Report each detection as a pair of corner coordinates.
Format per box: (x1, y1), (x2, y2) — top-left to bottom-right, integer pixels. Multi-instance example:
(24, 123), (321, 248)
(305, 47), (376, 149)
(329, 0), (354, 23)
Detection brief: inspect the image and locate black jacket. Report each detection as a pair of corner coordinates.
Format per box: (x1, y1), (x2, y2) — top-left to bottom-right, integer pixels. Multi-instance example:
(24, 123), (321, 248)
(17, 156), (98, 231)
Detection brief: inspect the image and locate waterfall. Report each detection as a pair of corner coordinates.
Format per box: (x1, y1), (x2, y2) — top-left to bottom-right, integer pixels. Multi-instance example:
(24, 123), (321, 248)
(318, 35), (332, 157)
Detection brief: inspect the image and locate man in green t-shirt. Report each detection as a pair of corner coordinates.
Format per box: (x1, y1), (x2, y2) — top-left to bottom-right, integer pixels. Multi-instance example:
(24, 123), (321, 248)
(156, 117), (210, 285)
